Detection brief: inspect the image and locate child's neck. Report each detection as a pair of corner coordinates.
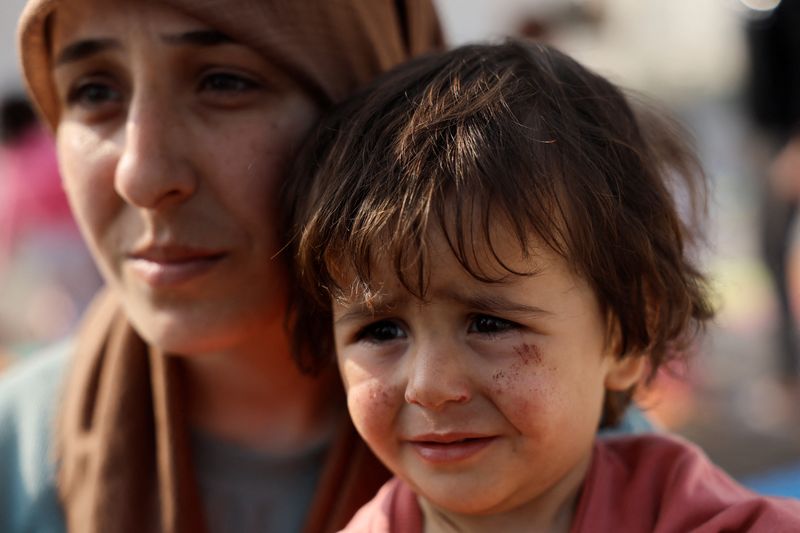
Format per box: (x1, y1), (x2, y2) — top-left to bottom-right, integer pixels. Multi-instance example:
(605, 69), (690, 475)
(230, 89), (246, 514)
(418, 455), (589, 533)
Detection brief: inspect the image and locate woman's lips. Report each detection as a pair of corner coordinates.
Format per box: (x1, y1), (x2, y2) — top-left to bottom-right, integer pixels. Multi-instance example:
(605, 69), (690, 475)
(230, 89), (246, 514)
(127, 248), (227, 287)
(408, 435), (497, 464)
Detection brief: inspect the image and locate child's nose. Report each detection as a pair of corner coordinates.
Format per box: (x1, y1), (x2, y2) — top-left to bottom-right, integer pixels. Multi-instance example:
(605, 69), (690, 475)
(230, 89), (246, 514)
(404, 343), (471, 410)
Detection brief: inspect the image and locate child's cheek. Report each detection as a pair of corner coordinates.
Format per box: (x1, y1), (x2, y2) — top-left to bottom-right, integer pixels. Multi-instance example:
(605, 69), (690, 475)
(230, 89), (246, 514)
(489, 342), (560, 427)
(346, 379), (402, 448)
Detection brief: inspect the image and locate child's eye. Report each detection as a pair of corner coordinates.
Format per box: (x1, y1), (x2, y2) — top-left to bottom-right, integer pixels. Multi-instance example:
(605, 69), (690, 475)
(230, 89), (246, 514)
(356, 320), (407, 344)
(199, 71), (261, 94)
(468, 315), (518, 336)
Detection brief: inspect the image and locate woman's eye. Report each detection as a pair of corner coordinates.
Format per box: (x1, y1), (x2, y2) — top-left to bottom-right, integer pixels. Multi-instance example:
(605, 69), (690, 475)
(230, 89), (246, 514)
(67, 81), (122, 109)
(356, 320), (407, 344)
(469, 315), (517, 336)
(199, 72), (260, 93)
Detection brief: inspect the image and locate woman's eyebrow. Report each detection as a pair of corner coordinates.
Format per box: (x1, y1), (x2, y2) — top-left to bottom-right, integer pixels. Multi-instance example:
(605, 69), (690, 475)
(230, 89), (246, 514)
(54, 38), (120, 67)
(160, 30), (234, 47)
(53, 30), (235, 68)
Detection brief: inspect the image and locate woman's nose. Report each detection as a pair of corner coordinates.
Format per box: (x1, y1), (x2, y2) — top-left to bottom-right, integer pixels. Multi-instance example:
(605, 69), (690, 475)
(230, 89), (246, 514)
(114, 93), (197, 210)
(404, 342), (471, 410)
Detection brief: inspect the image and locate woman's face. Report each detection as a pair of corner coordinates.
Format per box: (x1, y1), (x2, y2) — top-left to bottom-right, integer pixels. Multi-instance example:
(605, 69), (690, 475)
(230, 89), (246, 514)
(50, 0), (319, 355)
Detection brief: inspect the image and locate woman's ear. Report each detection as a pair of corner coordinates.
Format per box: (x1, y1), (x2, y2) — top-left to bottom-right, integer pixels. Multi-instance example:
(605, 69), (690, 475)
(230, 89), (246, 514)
(605, 354), (646, 391)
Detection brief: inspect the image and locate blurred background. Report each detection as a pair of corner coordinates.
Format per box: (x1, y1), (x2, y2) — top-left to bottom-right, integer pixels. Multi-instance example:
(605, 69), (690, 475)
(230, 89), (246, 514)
(0, 0), (102, 366)
(1, 0), (798, 497)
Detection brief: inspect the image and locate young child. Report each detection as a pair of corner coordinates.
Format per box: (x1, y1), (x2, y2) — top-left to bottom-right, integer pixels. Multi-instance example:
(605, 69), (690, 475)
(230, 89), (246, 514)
(283, 41), (800, 532)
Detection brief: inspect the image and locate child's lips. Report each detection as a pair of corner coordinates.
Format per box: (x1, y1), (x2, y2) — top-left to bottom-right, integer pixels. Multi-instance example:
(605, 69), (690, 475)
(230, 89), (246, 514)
(407, 433), (497, 464)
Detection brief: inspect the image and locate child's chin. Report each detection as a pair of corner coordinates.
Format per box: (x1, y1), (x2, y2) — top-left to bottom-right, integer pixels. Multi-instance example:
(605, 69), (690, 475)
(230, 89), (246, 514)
(419, 486), (505, 516)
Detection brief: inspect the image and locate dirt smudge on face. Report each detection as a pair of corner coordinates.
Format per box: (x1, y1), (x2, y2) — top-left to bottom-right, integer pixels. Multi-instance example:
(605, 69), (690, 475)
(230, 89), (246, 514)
(491, 344), (545, 395)
(513, 343), (543, 365)
(503, 343), (543, 382)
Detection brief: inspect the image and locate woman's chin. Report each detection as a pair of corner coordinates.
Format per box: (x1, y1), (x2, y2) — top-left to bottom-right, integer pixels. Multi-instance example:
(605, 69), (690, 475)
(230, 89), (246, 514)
(124, 302), (244, 356)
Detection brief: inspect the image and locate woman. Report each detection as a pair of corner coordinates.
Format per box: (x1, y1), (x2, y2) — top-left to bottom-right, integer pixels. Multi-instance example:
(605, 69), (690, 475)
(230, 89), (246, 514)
(1, 1), (442, 532)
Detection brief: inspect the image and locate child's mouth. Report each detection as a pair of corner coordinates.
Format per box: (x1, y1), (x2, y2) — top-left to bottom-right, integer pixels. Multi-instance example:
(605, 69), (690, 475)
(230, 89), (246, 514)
(409, 435), (497, 464)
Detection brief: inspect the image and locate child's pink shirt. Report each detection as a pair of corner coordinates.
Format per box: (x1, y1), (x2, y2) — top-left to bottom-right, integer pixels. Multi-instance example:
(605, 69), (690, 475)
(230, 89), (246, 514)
(340, 434), (800, 532)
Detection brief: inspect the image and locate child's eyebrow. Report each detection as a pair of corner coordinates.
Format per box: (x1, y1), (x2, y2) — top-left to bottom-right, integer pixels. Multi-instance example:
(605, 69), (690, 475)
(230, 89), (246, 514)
(439, 290), (552, 317)
(333, 290), (552, 324)
(333, 297), (408, 325)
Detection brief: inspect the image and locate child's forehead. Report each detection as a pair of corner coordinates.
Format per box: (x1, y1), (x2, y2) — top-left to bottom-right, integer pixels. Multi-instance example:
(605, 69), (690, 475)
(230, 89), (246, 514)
(330, 225), (570, 306)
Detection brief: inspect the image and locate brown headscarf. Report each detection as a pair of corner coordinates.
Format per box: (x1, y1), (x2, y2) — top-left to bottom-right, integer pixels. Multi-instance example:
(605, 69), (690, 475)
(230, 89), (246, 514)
(19, 0), (443, 127)
(17, 2), (443, 532)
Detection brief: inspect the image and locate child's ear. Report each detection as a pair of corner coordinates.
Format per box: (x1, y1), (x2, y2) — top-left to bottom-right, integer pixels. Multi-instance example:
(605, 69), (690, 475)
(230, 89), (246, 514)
(605, 354), (646, 391)
(603, 314), (646, 391)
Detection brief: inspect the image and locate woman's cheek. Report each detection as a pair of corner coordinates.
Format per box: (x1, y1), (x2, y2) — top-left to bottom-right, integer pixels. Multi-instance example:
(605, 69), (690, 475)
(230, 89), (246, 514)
(57, 123), (129, 279)
(58, 125), (113, 225)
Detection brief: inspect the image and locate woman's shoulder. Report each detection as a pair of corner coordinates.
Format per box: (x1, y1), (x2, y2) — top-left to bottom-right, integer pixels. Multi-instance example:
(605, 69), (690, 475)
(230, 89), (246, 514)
(573, 433), (800, 532)
(0, 339), (71, 431)
(0, 337), (71, 394)
(0, 339), (70, 533)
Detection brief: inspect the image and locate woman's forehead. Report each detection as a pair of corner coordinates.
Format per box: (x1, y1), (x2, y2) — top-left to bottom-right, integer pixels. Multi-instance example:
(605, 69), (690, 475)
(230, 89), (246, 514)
(47, 0), (310, 101)
(49, 0), (215, 54)
(22, 0), (442, 129)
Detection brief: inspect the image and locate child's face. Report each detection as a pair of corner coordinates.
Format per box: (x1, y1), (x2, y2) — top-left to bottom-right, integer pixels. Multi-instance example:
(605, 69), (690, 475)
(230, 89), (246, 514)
(332, 227), (643, 521)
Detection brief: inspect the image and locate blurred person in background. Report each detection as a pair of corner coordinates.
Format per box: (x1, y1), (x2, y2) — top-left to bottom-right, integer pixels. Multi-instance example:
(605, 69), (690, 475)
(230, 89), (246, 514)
(0, 93), (101, 355)
(0, 1), (442, 532)
(770, 136), (800, 200)
(745, 0), (800, 385)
